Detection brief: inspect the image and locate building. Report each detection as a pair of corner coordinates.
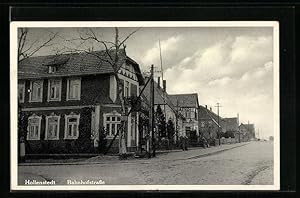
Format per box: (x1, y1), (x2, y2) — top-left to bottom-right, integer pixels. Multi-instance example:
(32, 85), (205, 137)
(169, 93), (199, 145)
(141, 77), (185, 144)
(239, 123), (256, 142)
(198, 105), (224, 145)
(18, 49), (145, 155)
(222, 117), (239, 140)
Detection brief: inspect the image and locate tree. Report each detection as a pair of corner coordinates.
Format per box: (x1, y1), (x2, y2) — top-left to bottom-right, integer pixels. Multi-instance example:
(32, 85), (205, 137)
(167, 119), (175, 143)
(18, 28), (58, 63)
(67, 27), (141, 156)
(155, 105), (166, 138)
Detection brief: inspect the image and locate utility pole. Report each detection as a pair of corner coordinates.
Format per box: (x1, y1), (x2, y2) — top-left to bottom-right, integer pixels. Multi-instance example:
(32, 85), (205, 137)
(159, 39), (167, 139)
(159, 39), (163, 82)
(215, 102), (222, 146)
(150, 64), (156, 157)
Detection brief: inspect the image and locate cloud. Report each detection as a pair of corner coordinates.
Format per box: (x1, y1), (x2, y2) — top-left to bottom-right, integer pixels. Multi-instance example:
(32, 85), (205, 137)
(164, 35), (274, 139)
(165, 35), (273, 91)
(208, 77), (232, 86)
(141, 36), (182, 68)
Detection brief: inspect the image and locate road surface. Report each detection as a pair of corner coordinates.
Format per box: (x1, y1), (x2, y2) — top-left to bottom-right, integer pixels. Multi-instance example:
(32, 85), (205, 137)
(18, 141), (274, 185)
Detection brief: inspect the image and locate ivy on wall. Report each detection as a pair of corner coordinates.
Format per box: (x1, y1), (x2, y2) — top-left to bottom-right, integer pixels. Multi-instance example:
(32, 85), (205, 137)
(77, 107), (93, 153)
(18, 111), (28, 142)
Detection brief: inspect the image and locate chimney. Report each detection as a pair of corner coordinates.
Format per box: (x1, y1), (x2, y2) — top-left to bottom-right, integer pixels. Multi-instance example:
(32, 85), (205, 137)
(157, 77), (161, 88)
(163, 80), (166, 92)
(205, 105), (207, 109)
(210, 107), (212, 111)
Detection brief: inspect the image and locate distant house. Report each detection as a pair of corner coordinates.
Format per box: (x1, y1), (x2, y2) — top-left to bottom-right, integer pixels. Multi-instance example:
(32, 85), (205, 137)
(198, 105), (223, 145)
(142, 77), (185, 143)
(169, 93), (199, 144)
(239, 123), (256, 142)
(222, 117), (239, 139)
(18, 49), (145, 155)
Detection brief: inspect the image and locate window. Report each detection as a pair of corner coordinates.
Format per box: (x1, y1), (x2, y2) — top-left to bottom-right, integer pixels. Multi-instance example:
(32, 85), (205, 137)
(48, 66), (57, 74)
(18, 82), (25, 103)
(64, 113), (80, 139)
(29, 80), (43, 102)
(190, 108), (195, 119)
(124, 81), (130, 98)
(27, 114), (41, 140)
(48, 79), (62, 101)
(104, 113), (121, 137)
(200, 121), (205, 128)
(45, 114), (60, 140)
(67, 78), (81, 100)
(185, 108), (190, 118)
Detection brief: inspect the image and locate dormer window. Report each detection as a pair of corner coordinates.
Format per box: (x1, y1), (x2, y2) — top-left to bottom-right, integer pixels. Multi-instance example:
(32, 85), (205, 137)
(48, 66), (57, 74)
(44, 55), (69, 74)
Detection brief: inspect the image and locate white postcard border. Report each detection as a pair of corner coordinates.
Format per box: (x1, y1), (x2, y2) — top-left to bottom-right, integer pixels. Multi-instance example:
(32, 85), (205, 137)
(10, 21), (280, 191)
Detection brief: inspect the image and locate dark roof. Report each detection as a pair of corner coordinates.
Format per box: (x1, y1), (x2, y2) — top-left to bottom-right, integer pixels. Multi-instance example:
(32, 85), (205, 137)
(223, 118), (239, 131)
(198, 105), (222, 127)
(44, 56), (70, 66)
(141, 77), (184, 119)
(18, 49), (144, 85)
(169, 93), (199, 108)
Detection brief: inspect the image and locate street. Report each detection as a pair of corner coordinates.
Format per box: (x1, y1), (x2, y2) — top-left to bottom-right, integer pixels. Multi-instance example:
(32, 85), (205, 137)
(18, 141), (273, 185)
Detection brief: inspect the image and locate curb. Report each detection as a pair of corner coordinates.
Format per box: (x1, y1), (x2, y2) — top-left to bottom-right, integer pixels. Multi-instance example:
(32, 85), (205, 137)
(18, 143), (250, 167)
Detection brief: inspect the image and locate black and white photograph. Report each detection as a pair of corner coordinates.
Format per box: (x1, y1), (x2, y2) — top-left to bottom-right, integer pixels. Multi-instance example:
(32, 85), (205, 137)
(10, 21), (279, 190)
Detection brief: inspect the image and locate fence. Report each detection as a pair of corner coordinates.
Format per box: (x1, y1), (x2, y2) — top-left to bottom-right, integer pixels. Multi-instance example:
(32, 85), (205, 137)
(220, 137), (239, 144)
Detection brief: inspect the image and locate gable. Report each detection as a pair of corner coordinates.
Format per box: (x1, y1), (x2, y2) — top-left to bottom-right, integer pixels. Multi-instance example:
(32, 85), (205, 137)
(118, 62), (139, 82)
(169, 94), (199, 108)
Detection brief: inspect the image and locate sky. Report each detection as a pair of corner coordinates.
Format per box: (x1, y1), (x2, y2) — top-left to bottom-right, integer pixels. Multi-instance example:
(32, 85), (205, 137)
(20, 26), (275, 139)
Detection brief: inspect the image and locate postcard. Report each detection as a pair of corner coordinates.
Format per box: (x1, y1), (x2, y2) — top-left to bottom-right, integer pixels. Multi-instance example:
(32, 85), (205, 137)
(10, 21), (280, 190)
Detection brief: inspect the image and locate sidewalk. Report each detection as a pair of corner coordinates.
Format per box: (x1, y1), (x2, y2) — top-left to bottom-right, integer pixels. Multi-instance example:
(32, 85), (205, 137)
(18, 142), (250, 166)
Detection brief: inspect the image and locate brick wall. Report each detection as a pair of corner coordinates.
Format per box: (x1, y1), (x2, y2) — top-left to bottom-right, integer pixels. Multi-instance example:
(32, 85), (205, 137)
(24, 108), (92, 154)
(19, 74), (111, 108)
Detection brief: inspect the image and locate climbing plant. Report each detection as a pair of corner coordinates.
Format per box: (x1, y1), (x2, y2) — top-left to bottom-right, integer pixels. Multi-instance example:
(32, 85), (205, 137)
(77, 107), (93, 153)
(18, 111), (28, 142)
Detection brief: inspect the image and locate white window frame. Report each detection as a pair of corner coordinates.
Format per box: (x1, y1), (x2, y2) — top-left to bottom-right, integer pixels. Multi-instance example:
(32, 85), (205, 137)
(66, 78), (81, 101)
(190, 108), (196, 119)
(18, 81), (25, 103)
(27, 114), (42, 140)
(29, 80), (43, 102)
(48, 66), (57, 74)
(64, 113), (80, 139)
(103, 112), (121, 138)
(118, 72), (139, 98)
(47, 79), (62, 102)
(124, 80), (130, 98)
(45, 113), (61, 140)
